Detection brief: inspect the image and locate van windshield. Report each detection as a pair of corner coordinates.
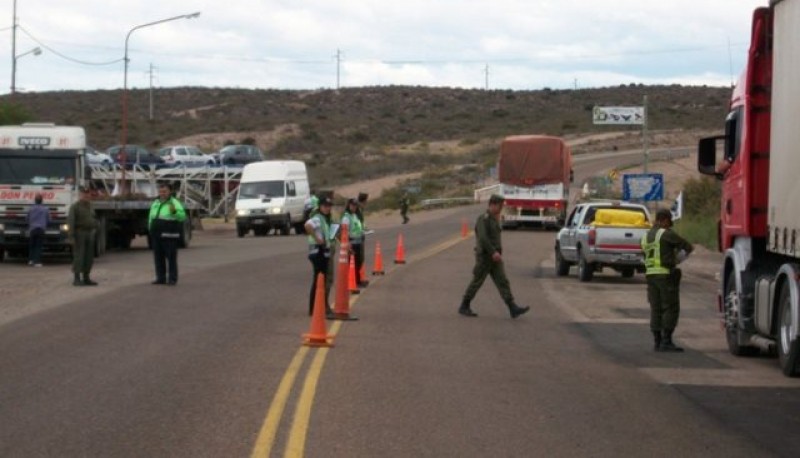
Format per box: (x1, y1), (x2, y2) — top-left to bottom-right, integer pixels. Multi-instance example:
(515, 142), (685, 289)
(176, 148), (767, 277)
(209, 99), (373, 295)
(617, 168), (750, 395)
(239, 181), (284, 199)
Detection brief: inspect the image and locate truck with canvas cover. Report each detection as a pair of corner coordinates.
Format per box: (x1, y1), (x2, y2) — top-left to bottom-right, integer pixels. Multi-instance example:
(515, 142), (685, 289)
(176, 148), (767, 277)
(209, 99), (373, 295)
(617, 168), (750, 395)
(496, 135), (572, 229)
(697, 0), (800, 376)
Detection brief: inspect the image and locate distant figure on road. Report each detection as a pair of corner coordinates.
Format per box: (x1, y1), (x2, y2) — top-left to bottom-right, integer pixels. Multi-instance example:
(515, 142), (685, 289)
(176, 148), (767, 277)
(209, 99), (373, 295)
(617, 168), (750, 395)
(68, 187), (98, 286)
(459, 194), (530, 319)
(641, 208), (694, 352)
(399, 193), (410, 224)
(305, 197), (335, 318)
(26, 193), (49, 267)
(148, 183), (187, 286)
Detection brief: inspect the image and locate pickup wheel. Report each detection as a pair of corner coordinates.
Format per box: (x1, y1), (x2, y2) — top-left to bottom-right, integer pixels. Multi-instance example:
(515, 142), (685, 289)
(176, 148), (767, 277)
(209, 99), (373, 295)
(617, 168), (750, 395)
(724, 270), (758, 356)
(577, 249), (594, 282)
(778, 282), (800, 376)
(555, 246), (570, 277)
(620, 267), (635, 278)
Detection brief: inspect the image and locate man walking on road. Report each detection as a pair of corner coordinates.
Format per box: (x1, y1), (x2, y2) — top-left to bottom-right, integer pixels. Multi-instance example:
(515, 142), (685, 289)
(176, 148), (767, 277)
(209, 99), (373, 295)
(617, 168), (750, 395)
(459, 194), (529, 319)
(641, 208), (694, 352)
(68, 187), (98, 286)
(148, 183), (187, 286)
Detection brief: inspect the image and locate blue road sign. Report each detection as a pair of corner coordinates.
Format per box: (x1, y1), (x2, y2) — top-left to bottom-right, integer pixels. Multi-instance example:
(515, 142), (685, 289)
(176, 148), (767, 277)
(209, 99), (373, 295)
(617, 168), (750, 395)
(622, 173), (663, 201)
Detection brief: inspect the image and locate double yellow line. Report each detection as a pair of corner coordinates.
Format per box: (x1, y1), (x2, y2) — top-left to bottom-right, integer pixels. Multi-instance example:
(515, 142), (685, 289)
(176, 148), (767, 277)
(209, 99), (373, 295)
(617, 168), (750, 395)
(250, 232), (468, 457)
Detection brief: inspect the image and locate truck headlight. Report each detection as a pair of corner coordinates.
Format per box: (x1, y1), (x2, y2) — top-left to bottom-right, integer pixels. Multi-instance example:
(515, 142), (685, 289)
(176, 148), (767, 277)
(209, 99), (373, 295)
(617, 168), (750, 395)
(271, 207), (283, 215)
(237, 209), (248, 216)
(60, 224), (70, 232)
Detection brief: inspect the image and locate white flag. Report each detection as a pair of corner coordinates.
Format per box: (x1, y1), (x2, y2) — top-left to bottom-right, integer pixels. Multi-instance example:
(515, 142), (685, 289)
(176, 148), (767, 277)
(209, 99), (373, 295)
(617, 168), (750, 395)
(671, 191), (683, 221)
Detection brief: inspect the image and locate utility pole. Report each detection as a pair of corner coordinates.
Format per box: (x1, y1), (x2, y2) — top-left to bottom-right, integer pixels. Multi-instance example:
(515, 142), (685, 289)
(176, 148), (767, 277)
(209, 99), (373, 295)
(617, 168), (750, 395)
(148, 63), (156, 120)
(335, 48), (342, 89)
(642, 94), (649, 174)
(10, 0), (17, 94)
(484, 64), (489, 90)
(574, 78), (578, 90)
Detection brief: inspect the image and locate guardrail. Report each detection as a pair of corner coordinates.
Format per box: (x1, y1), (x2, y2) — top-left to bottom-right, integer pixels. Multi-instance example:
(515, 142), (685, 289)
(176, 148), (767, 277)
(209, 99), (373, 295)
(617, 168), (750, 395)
(419, 197), (475, 208)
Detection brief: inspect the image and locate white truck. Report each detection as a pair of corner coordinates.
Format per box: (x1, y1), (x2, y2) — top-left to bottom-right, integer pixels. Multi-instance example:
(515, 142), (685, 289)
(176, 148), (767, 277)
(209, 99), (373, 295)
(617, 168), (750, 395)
(494, 135), (572, 229)
(235, 160), (310, 237)
(555, 201), (651, 282)
(697, 0), (800, 375)
(0, 123), (192, 261)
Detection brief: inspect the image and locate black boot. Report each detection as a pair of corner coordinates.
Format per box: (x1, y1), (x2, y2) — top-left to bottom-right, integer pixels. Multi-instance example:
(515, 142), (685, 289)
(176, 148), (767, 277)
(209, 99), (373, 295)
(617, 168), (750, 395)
(652, 331), (662, 352)
(458, 299), (477, 317)
(73, 273), (83, 286)
(508, 303), (530, 319)
(83, 273), (98, 286)
(660, 330), (684, 352)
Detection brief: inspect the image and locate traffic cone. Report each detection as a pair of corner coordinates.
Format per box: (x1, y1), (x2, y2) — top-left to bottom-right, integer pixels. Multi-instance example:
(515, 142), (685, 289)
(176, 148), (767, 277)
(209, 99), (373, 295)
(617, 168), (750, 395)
(333, 232), (358, 321)
(372, 241), (385, 275)
(302, 273), (334, 347)
(394, 233), (406, 264)
(461, 218), (469, 238)
(348, 254), (360, 294)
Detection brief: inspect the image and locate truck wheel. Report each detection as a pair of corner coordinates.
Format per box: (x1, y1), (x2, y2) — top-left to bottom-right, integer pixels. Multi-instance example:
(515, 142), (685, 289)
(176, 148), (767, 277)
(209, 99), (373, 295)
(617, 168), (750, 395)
(236, 225), (247, 238)
(778, 283), (800, 377)
(555, 246), (570, 277)
(723, 270), (758, 356)
(577, 250), (594, 282)
(620, 268), (635, 278)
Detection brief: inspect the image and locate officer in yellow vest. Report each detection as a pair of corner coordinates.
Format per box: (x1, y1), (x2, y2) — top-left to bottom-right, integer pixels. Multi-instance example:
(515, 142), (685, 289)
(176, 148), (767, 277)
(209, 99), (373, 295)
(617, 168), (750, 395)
(341, 198), (367, 287)
(641, 209), (693, 352)
(148, 183), (187, 285)
(305, 197), (335, 318)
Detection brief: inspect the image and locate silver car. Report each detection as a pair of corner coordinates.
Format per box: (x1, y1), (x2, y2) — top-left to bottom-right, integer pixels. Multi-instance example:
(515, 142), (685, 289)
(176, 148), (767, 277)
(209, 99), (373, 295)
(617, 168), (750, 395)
(158, 145), (216, 167)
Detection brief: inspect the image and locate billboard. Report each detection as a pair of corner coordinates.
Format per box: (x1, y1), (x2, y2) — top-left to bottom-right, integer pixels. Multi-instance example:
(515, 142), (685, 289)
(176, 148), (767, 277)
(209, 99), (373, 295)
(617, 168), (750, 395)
(593, 106), (645, 125)
(622, 173), (663, 201)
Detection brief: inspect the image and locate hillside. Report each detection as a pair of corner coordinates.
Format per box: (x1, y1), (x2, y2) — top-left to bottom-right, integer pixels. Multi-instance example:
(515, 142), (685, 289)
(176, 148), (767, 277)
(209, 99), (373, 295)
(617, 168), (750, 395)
(3, 85), (729, 193)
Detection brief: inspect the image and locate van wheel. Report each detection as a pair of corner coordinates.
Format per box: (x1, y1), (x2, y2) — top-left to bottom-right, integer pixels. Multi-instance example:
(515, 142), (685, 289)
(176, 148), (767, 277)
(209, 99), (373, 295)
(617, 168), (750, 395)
(294, 223), (305, 235)
(280, 218), (291, 236)
(577, 249), (594, 282)
(236, 225), (247, 238)
(778, 282), (800, 376)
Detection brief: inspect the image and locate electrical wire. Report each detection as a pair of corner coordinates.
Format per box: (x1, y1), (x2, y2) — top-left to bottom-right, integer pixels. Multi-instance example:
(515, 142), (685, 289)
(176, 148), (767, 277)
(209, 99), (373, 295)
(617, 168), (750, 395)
(18, 25), (123, 66)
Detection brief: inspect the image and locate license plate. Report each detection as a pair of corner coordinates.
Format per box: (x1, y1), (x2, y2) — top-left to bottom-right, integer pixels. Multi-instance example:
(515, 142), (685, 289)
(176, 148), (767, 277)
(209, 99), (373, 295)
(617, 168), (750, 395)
(253, 219), (265, 225)
(622, 253), (639, 260)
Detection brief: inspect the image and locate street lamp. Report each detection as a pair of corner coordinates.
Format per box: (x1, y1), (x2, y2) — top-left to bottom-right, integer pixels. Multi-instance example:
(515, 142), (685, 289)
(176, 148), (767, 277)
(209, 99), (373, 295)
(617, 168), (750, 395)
(120, 12), (200, 174)
(11, 47), (42, 94)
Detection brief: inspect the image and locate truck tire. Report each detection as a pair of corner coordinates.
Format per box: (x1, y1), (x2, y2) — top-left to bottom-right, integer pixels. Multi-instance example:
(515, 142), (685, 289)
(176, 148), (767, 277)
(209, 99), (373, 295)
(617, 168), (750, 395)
(555, 246), (570, 277)
(724, 270), (758, 356)
(777, 283), (800, 377)
(577, 249), (594, 282)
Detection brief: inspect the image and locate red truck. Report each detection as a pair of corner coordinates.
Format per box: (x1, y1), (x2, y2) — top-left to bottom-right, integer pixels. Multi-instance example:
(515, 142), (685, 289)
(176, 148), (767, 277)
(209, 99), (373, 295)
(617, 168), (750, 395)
(698, 0), (800, 376)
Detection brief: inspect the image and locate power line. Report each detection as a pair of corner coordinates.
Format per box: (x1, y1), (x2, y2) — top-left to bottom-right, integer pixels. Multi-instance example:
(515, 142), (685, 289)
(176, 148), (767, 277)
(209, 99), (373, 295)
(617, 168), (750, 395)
(18, 25), (123, 66)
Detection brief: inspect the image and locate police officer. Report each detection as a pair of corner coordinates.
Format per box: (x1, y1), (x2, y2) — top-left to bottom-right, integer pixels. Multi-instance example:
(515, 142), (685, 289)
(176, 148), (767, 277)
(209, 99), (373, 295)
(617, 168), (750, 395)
(305, 197), (335, 318)
(148, 183), (187, 285)
(341, 198), (368, 287)
(399, 193), (410, 224)
(641, 208), (694, 352)
(68, 187), (98, 286)
(459, 194), (530, 319)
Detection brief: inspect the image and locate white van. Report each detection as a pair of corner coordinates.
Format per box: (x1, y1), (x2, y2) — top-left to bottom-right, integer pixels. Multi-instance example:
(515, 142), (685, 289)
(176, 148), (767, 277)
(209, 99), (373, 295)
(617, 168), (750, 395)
(235, 160), (310, 237)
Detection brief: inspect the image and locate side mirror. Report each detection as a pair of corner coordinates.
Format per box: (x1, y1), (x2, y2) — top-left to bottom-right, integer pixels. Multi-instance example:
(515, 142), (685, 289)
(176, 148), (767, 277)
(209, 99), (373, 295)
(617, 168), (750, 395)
(698, 136), (725, 178)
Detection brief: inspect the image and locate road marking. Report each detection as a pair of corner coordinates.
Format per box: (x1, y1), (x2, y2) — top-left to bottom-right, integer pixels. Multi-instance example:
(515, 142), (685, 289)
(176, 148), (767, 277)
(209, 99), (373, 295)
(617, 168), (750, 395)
(284, 347), (330, 457)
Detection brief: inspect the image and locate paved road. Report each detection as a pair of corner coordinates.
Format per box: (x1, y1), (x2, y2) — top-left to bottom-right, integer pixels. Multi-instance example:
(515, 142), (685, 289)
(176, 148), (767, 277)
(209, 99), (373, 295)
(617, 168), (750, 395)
(1, 150), (798, 457)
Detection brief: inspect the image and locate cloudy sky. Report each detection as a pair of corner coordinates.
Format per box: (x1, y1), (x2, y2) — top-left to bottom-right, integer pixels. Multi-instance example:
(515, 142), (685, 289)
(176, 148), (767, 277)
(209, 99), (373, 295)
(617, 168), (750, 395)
(2, 0), (766, 93)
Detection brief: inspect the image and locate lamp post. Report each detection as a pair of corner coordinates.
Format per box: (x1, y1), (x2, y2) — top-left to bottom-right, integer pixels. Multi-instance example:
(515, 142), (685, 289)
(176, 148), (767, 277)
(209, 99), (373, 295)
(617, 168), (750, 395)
(120, 12), (200, 182)
(11, 47), (42, 94)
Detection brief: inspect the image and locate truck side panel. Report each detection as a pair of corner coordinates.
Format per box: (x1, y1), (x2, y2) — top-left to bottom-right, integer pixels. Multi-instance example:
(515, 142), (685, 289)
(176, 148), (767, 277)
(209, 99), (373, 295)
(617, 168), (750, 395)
(767, 0), (800, 256)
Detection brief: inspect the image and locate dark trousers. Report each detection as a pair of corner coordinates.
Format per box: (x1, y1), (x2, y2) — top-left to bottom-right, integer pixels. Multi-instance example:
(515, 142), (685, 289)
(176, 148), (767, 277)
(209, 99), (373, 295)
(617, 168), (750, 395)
(646, 269), (681, 332)
(463, 253), (515, 306)
(153, 234), (179, 283)
(308, 249), (331, 315)
(28, 227), (44, 263)
(351, 242), (364, 284)
(72, 230), (95, 275)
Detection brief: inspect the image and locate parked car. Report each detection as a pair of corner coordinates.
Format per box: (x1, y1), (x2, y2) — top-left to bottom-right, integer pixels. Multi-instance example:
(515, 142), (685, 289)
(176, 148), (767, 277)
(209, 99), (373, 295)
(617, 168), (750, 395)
(214, 145), (265, 166)
(85, 146), (113, 167)
(106, 145), (165, 169)
(158, 145), (216, 167)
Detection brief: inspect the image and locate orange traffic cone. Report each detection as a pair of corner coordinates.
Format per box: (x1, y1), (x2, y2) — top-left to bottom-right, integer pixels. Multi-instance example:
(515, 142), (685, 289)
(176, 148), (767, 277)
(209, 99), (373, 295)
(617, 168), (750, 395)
(372, 241), (385, 275)
(302, 273), (334, 347)
(394, 233), (406, 264)
(333, 231), (358, 321)
(461, 218), (469, 238)
(348, 254), (360, 294)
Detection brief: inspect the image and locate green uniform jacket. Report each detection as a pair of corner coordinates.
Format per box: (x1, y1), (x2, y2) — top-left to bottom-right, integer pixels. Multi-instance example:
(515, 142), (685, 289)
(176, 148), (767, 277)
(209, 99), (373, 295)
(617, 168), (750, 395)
(68, 200), (97, 235)
(474, 212), (502, 256)
(148, 197), (187, 230)
(642, 226), (693, 271)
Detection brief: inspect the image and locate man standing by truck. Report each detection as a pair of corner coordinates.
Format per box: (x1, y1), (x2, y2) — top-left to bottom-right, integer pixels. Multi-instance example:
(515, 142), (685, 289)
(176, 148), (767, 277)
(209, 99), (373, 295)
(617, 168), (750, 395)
(458, 194), (530, 319)
(26, 193), (49, 267)
(149, 183), (187, 286)
(641, 209), (694, 352)
(68, 187), (98, 286)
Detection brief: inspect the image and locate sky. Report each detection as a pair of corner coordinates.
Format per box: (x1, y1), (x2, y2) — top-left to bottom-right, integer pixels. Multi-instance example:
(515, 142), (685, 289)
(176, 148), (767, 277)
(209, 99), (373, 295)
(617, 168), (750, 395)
(1, 0), (767, 94)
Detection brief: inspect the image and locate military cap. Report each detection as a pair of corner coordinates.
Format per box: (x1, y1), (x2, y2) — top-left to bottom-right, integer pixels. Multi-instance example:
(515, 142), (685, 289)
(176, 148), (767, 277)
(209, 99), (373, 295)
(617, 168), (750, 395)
(320, 197), (333, 206)
(489, 194), (505, 204)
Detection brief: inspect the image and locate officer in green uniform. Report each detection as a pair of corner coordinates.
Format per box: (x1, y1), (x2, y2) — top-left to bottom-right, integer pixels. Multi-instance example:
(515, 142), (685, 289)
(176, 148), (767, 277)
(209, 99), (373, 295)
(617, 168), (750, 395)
(459, 194), (530, 319)
(305, 197), (335, 318)
(641, 208), (694, 352)
(68, 187), (98, 286)
(148, 183), (187, 285)
(342, 198), (368, 287)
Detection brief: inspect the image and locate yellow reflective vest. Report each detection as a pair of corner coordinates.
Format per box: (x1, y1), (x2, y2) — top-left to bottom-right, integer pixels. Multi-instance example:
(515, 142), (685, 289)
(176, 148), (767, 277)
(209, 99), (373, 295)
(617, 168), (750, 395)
(641, 228), (670, 275)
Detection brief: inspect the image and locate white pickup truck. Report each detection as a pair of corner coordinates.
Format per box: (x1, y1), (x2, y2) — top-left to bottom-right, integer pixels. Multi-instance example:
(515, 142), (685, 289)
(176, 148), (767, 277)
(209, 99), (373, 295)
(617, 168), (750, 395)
(554, 201), (652, 282)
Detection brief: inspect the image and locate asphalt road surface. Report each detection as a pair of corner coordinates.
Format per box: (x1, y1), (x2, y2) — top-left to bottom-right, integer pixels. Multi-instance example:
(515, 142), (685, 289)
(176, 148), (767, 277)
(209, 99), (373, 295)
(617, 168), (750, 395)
(1, 149), (798, 458)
